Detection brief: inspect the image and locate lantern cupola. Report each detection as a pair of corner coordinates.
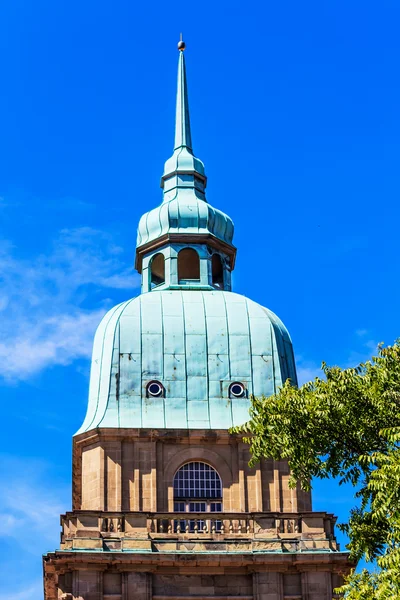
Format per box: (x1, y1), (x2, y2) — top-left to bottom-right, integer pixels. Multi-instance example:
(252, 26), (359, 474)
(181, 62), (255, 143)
(136, 42), (236, 293)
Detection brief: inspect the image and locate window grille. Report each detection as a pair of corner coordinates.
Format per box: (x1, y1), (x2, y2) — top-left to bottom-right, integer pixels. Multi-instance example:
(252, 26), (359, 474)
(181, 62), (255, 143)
(173, 462), (222, 533)
(173, 461), (222, 499)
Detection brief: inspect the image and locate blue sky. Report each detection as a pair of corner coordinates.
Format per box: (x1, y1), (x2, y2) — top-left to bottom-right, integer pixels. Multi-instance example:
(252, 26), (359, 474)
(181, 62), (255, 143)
(0, 0), (399, 597)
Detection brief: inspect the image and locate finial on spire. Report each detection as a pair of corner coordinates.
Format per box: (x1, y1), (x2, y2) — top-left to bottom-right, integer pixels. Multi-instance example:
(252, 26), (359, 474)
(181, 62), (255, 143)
(174, 38), (192, 150)
(178, 33), (185, 51)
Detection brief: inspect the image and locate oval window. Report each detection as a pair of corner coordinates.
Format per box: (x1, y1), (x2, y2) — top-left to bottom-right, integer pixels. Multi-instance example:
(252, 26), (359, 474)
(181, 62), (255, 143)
(147, 381), (164, 397)
(229, 382), (246, 397)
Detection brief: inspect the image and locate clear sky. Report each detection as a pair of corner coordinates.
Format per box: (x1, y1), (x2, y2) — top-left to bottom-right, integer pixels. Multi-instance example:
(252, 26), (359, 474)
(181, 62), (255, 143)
(0, 1), (399, 597)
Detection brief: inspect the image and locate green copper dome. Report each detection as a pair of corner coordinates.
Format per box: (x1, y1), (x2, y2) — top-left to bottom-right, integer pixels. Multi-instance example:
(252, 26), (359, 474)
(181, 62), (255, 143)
(76, 290), (297, 433)
(76, 44), (298, 435)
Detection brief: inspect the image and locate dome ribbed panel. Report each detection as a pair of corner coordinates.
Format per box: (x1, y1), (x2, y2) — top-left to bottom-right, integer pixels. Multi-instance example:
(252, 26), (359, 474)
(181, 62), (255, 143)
(78, 301), (129, 433)
(76, 291), (297, 434)
(136, 198), (234, 248)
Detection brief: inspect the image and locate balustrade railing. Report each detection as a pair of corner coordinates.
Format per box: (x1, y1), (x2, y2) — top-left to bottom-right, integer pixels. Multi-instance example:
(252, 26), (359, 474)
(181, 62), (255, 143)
(152, 514), (246, 535)
(61, 511), (333, 542)
(147, 513), (304, 537)
(101, 517), (125, 533)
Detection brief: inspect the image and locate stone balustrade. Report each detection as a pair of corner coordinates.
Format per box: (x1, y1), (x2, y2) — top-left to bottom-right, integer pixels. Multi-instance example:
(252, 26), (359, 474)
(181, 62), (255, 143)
(148, 513), (303, 536)
(60, 510), (338, 553)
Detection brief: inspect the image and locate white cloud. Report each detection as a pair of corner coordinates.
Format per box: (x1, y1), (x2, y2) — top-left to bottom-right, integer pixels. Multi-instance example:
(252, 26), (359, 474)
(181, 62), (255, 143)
(0, 227), (140, 381)
(0, 309), (106, 379)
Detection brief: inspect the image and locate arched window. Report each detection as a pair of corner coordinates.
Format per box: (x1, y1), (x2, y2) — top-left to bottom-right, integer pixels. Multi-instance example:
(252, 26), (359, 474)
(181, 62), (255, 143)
(173, 462), (222, 532)
(212, 254), (224, 288)
(178, 248), (200, 282)
(150, 253), (165, 288)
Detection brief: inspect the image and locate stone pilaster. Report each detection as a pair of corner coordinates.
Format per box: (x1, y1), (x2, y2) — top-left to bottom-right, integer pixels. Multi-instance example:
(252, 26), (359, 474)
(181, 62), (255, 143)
(81, 444), (105, 510)
(122, 572), (151, 600)
(253, 572), (283, 600)
(121, 441), (135, 511)
(301, 571), (332, 600)
(272, 461), (281, 512)
(105, 441), (122, 511)
(238, 442), (248, 511)
(72, 570), (103, 600)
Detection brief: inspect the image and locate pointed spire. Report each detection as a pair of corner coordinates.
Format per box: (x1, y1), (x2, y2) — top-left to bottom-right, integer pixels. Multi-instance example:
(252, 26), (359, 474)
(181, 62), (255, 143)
(161, 38), (207, 199)
(174, 39), (192, 152)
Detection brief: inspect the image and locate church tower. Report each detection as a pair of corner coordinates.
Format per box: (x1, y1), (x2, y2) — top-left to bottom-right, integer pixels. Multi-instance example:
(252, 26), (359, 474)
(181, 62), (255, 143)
(43, 41), (351, 600)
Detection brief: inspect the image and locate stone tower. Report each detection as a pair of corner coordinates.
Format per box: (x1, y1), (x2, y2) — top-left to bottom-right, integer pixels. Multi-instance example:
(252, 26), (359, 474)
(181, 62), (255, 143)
(43, 41), (351, 600)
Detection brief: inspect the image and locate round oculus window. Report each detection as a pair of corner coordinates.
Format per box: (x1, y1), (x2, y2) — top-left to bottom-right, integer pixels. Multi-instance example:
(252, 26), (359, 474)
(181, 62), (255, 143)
(147, 381), (163, 397)
(230, 382), (246, 397)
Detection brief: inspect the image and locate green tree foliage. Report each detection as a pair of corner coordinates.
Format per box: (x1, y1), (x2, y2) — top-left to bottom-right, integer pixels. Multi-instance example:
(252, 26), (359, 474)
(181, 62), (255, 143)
(232, 342), (400, 599)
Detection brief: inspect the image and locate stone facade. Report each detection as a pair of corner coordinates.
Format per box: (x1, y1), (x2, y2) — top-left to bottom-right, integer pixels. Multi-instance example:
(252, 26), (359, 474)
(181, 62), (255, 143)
(43, 429), (352, 599)
(72, 430), (311, 514)
(42, 42), (353, 599)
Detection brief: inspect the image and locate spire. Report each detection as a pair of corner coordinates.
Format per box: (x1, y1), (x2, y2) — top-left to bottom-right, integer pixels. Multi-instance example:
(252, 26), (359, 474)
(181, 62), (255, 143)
(174, 40), (192, 152)
(135, 38), (236, 280)
(161, 38), (207, 198)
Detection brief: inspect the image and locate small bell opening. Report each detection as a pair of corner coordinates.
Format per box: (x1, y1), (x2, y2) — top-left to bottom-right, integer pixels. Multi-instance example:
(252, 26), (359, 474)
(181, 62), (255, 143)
(178, 248), (200, 282)
(212, 254), (224, 289)
(150, 253), (165, 288)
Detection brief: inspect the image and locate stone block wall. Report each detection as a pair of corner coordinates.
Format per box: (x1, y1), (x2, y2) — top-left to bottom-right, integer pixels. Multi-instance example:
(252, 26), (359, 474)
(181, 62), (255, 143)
(283, 573), (301, 597)
(54, 568), (341, 600)
(153, 573), (253, 597)
(81, 443), (104, 510)
(75, 430), (312, 514)
(57, 571), (151, 600)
